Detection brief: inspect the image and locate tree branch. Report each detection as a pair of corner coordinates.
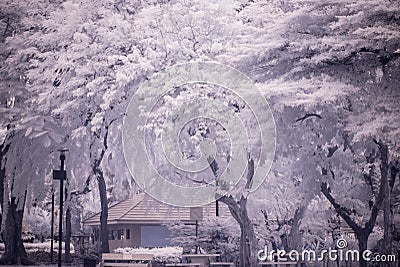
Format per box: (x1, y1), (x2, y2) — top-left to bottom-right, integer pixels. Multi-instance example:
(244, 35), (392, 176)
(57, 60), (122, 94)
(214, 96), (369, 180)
(321, 182), (362, 233)
(245, 156), (254, 189)
(295, 113), (322, 122)
(323, 47), (400, 67)
(389, 163), (398, 190)
(327, 145), (339, 158)
(219, 195), (241, 223)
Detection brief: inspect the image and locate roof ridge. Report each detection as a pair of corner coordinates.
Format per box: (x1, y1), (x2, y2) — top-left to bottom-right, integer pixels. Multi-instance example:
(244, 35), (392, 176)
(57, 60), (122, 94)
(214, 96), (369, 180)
(117, 193), (145, 220)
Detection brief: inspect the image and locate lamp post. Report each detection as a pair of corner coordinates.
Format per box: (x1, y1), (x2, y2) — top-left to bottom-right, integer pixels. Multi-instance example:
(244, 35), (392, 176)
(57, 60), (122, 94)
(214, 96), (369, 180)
(53, 148), (68, 267)
(50, 191), (55, 262)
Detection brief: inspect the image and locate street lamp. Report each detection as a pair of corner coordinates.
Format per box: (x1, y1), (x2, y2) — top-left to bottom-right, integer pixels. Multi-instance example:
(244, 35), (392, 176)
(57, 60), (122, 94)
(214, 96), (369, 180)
(53, 148), (68, 267)
(50, 189), (55, 262)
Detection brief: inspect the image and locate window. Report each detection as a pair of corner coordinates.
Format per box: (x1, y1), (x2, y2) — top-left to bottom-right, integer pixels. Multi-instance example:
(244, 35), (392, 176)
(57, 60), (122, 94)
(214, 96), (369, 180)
(108, 230), (117, 240)
(109, 229), (129, 240)
(118, 229), (124, 240)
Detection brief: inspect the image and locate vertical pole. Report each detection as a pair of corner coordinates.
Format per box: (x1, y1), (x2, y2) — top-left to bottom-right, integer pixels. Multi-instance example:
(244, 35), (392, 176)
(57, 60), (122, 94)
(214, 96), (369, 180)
(195, 220), (198, 254)
(58, 153), (65, 267)
(51, 192), (55, 262)
(216, 200), (219, 217)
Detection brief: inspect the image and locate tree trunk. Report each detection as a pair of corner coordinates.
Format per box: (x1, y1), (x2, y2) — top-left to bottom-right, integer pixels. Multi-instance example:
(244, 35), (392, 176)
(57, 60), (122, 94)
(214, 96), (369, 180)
(98, 173), (109, 253)
(383, 164), (398, 256)
(383, 184), (392, 255)
(0, 136), (11, 234)
(239, 196), (258, 267)
(220, 195), (257, 267)
(89, 119), (116, 254)
(0, 148), (5, 235)
(238, 223), (245, 267)
(0, 134), (32, 265)
(377, 140), (392, 256)
(64, 206), (72, 263)
(287, 206), (305, 251)
(210, 156), (257, 266)
(0, 194), (33, 265)
(356, 231), (368, 267)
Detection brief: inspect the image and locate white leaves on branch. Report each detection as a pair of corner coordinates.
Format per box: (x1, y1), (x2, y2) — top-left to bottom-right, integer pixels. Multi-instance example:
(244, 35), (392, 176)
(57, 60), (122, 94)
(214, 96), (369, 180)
(91, 112), (104, 133)
(71, 126), (87, 140)
(260, 77), (358, 110)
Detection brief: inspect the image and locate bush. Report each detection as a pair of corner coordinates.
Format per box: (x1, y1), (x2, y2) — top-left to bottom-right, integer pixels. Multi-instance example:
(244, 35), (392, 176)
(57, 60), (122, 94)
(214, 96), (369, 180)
(114, 246), (183, 264)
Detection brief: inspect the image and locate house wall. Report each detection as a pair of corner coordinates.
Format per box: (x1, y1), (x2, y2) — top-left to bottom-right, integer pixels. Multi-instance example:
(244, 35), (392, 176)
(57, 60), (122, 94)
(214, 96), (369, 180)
(106, 224), (171, 251)
(140, 225), (171, 247)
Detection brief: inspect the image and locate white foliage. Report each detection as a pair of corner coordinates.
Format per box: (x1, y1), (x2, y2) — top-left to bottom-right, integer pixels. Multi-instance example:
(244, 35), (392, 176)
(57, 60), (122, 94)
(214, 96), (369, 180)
(114, 246), (183, 263)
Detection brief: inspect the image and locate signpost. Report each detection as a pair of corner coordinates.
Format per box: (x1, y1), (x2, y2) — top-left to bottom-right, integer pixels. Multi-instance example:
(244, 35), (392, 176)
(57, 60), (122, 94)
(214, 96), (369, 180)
(53, 149), (68, 267)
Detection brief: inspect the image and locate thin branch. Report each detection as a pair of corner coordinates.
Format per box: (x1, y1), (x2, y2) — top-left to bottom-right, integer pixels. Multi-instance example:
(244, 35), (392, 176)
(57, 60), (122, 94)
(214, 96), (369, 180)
(175, 171), (211, 185)
(245, 156), (254, 189)
(327, 145), (339, 158)
(207, 156), (219, 178)
(295, 113), (322, 122)
(389, 164), (398, 190)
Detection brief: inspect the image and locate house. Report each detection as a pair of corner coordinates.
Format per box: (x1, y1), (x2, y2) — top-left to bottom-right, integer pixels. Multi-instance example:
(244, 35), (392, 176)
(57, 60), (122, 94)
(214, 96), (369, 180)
(83, 193), (229, 251)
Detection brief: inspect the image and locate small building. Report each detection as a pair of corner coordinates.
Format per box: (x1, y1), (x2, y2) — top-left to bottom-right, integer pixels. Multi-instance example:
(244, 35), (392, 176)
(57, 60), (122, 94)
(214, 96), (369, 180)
(83, 193), (228, 251)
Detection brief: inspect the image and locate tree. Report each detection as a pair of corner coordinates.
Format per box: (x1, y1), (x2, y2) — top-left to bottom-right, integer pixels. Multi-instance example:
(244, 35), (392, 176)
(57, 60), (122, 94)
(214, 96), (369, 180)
(1, 1), (398, 266)
(15, 0), (142, 253)
(206, 155), (259, 267)
(0, 1), (66, 263)
(0, 130), (58, 264)
(1, 0), (251, 258)
(233, 2), (399, 266)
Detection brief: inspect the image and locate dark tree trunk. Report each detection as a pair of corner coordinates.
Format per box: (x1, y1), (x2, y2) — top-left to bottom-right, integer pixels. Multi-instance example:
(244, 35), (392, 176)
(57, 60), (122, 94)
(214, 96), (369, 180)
(98, 173), (109, 253)
(0, 146), (5, 234)
(64, 205), (72, 263)
(0, 193), (33, 265)
(0, 135), (11, 233)
(383, 182), (392, 255)
(0, 133), (33, 265)
(89, 119), (116, 254)
(64, 184), (72, 263)
(356, 231), (368, 267)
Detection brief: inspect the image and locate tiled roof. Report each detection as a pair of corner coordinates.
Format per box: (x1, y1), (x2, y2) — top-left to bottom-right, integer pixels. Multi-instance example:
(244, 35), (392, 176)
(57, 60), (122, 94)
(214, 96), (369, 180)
(83, 193), (229, 226)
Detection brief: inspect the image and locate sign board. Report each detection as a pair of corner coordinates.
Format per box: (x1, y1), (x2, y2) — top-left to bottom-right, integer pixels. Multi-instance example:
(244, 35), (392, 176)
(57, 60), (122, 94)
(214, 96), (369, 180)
(53, 170), (66, 180)
(190, 207), (203, 221)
